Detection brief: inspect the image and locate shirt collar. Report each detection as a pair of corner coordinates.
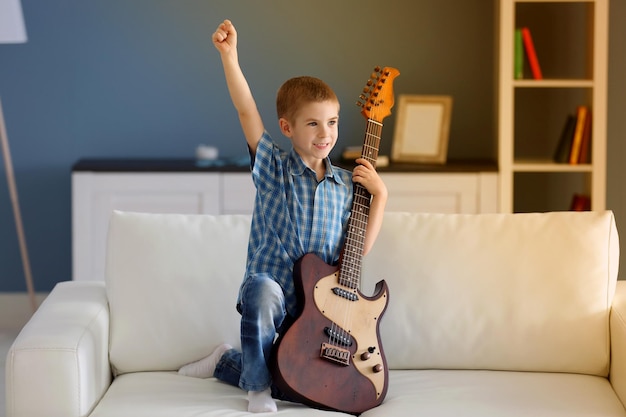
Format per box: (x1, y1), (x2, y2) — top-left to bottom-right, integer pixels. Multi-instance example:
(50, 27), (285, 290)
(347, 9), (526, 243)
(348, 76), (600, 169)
(287, 148), (345, 185)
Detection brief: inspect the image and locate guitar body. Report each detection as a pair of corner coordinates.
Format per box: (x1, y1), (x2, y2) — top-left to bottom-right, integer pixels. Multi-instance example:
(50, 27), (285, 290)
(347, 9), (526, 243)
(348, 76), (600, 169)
(271, 253), (389, 415)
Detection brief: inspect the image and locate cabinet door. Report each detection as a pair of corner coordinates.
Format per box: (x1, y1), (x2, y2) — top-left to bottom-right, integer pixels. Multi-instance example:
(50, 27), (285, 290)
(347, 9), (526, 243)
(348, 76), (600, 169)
(381, 173), (497, 214)
(221, 173), (255, 214)
(72, 172), (220, 281)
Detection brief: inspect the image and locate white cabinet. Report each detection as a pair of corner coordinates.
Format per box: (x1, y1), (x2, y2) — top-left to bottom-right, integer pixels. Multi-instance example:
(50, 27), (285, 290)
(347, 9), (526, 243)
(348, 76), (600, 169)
(72, 160), (498, 281)
(72, 170), (256, 282)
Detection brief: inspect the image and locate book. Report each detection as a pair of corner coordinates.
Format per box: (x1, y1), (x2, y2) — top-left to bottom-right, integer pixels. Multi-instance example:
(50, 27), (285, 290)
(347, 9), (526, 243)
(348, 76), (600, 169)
(514, 29), (524, 79)
(568, 105), (589, 164)
(521, 27), (542, 80)
(553, 114), (577, 163)
(341, 146), (389, 167)
(577, 109), (592, 164)
(341, 146), (363, 160)
(570, 194), (591, 211)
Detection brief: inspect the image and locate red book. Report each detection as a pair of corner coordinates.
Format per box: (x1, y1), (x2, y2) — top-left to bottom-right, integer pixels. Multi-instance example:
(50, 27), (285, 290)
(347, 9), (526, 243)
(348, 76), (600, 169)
(521, 27), (543, 80)
(570, 194), (591, 211)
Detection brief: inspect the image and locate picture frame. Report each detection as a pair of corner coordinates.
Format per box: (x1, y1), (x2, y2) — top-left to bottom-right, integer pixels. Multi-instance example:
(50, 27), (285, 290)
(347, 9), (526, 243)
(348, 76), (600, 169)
(391, 95), (453, 164)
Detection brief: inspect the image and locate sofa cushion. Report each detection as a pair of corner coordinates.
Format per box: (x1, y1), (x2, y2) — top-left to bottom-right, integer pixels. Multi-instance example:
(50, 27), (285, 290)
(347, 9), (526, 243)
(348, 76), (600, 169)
(361, 211), (619, 376)
(89, 372), (340, 416)
(367, 370), (626, 417)
(88, 370), (626, 417)
(106, 211), (250, 375)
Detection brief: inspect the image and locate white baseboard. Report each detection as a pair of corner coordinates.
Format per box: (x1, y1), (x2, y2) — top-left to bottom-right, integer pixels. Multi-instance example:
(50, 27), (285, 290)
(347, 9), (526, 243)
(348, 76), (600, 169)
(0, 292), (49, 330)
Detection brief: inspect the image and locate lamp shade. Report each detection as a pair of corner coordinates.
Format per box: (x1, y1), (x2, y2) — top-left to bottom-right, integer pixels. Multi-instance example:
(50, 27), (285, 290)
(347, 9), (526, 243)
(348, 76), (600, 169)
(0, 0), (27, 43)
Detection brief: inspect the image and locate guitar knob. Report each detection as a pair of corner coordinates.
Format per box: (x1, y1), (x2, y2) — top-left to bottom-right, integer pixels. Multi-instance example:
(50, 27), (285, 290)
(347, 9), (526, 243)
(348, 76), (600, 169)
(373, 364), (384, 373)
(360, 351), (371, 360)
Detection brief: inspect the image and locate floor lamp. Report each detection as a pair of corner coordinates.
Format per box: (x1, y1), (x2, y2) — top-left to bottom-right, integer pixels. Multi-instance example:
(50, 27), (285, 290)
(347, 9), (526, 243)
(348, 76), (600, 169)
(0, 0), (37, 312)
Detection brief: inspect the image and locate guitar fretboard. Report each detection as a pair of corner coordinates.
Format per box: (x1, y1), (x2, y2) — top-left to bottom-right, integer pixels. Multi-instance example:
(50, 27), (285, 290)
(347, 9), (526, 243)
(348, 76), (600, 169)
(339, 119), (383, 289)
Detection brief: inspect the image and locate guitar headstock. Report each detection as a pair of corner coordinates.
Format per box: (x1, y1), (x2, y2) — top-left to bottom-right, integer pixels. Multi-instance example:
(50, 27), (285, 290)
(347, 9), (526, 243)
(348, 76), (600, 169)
(356, 66), (400, 123)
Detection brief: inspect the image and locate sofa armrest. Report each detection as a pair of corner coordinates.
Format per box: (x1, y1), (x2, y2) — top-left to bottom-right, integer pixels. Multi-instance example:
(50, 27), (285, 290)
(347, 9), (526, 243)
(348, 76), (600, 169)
(611, 280), (626, 408)
(6, 281), (111, 417)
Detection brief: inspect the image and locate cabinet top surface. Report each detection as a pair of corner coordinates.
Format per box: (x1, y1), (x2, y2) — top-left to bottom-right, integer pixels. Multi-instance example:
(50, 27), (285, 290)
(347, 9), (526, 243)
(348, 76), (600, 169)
(72, 158), (498, 174)
(72, 158), (250, 173)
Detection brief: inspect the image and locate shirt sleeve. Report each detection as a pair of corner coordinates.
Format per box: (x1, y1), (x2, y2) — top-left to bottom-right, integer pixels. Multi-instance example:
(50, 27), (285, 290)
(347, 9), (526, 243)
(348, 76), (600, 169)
(251, 131), (283, 194)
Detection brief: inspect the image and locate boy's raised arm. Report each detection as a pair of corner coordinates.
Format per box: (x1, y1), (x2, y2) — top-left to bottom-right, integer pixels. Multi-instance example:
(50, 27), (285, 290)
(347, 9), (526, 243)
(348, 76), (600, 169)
(212, 20), (264, 155)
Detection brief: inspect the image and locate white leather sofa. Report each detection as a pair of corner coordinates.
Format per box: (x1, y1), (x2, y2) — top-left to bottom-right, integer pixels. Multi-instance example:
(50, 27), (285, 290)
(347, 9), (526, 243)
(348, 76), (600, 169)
(6, 210), (626, 416)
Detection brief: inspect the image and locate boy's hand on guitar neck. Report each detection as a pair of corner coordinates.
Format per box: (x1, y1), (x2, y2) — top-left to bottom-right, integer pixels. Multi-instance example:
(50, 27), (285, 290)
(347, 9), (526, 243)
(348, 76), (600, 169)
(353, 158), (388, 200)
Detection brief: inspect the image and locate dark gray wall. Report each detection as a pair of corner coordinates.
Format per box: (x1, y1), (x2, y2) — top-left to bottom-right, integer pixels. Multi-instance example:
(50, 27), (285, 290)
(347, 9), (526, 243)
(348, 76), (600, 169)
(0, 0), (495, 292)
(1, 0), (624, 292)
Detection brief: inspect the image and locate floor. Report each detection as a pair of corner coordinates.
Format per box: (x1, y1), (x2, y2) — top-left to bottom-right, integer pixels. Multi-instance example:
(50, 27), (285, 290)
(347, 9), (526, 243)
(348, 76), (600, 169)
(1, 328), (19, 417)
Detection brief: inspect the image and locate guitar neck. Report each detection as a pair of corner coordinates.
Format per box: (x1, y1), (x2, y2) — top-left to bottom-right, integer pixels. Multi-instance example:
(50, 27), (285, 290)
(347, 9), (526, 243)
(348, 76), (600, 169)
(338, 118), (383, 289)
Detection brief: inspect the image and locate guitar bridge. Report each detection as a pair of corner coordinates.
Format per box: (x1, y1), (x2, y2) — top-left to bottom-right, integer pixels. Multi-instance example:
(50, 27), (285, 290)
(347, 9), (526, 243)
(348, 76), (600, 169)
(320, 343), (351, 366)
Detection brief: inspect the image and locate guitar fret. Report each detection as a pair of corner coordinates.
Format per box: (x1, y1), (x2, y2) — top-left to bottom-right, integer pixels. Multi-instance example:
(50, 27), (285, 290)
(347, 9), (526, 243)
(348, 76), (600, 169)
(349, 220), (367, 229)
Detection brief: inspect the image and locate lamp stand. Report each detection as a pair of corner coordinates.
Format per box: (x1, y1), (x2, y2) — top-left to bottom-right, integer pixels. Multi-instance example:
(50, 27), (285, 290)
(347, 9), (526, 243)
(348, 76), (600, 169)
(0, 97), (36, 312)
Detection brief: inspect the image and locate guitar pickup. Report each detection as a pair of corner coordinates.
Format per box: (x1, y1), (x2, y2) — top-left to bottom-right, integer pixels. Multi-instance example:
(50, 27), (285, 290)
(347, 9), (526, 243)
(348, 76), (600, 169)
(324, 326), (353, 346)
(332, 287), (359, 301)
(320, 343), (351, 366)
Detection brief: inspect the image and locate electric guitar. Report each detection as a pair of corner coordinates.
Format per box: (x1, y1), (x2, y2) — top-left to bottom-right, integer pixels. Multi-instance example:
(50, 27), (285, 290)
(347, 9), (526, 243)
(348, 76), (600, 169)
(271, 66), (400, 415)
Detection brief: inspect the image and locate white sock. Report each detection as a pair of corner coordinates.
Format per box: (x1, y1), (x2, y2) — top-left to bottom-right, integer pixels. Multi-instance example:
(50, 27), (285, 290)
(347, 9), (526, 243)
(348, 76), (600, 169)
(178, 343), (232, 378)
(248, 388), (277, 413)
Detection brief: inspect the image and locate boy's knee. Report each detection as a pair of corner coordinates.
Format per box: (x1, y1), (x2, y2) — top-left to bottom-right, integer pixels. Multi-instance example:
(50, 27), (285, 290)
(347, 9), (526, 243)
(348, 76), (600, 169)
(241, 274), (285, 312)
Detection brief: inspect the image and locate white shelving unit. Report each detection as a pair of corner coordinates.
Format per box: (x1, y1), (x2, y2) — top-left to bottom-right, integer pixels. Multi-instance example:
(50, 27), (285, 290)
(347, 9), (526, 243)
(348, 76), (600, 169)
(497, 0), (608, 212)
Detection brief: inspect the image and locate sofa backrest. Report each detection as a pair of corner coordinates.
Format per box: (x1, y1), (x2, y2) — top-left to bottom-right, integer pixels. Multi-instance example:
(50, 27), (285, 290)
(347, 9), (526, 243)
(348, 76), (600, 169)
(105, 210), (619, 377)
(362, 211), (619, 377)
(106, 212), (250, 376)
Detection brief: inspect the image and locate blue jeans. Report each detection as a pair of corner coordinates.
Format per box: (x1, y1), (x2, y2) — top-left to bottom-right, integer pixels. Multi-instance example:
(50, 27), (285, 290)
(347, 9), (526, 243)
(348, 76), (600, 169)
(214, 273), (289, 393)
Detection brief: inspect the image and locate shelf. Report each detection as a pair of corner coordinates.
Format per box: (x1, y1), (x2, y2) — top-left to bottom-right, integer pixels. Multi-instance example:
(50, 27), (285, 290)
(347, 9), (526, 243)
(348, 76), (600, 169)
(511, 160), (593, 172)
(514, 0), (596, 3)
(513, 79), (594, 88)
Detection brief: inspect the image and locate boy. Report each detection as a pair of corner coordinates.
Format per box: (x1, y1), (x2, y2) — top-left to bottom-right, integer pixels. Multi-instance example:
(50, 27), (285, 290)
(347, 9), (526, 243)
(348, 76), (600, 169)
(179, 19), (388, 413)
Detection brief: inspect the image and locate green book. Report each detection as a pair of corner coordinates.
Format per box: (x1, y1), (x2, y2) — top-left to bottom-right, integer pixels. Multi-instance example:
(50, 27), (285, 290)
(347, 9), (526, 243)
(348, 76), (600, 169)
(514, 29), (523, 79)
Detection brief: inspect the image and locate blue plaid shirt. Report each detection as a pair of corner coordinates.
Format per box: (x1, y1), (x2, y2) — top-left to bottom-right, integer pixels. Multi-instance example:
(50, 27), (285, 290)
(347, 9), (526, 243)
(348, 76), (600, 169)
(238, 132), (353, 317)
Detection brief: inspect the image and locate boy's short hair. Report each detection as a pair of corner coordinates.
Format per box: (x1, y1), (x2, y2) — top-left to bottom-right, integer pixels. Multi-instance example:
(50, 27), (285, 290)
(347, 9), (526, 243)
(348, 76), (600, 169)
(276, 76), (339, 122)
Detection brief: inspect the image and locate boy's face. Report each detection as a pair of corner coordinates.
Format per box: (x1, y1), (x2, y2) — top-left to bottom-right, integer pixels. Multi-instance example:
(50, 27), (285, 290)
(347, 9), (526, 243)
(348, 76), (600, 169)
(280, 100), (340, 169)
